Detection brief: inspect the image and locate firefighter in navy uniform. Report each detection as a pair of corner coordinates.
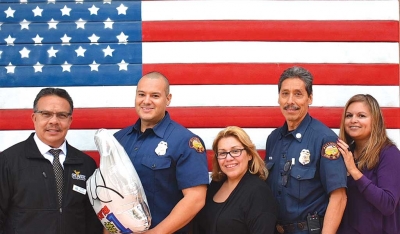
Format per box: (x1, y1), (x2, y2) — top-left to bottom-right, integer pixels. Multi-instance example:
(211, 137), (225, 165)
(265, 66), (347, 234)
(114, 72), (209, 234)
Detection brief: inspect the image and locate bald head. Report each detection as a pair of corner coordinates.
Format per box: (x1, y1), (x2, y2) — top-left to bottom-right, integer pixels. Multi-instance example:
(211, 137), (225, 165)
(141, 71), (170, 96)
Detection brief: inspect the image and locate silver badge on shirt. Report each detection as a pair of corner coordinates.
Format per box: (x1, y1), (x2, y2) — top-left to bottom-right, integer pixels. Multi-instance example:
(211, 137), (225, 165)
(299, 149), (310, 165)
(155, 141), (168, 156)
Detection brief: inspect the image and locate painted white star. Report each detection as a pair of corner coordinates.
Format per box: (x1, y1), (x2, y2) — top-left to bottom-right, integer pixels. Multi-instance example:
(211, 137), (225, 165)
(20, 19), (31, 30)
(116, 32), (128, 44)
(88, 34), (100, 44)
(32, 34), (43, 45)
(88, 5), (99, 15)
(102, 45), (114, 57)
(75, 18), (86, 29)
(33, 62), (43, 73)
(48, 18), (58, 29)
(4, 7), (15, 18)
(20, 0), (28, 3)
(60, 34), (71, 45)
(118, 60), (128, 71)
(19, 47), (30, 58)
(103, 0), (112, 4)
(75, 0), (84, 4)
(32, 6), (43, 17)
(48, 0), (55, 3)
(60, 5), (72, 16)
(5, 35), (16, 46)
(61, 61), (72, 72)
(116, 4), (128, 15)
(103, 18), (114, 29)
(0, 22), (3, 30)
(47, 46), (58, 57)
(6, 63), (16, 73)
(89, 61), (100, 71)
(75, 46), (86, 57)
(0, 51), (2, 59)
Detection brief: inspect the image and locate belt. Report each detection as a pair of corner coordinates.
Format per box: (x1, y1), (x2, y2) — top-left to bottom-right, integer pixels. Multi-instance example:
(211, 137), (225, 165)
(276, 217), (324, 234)
(276, 221), (308, 233)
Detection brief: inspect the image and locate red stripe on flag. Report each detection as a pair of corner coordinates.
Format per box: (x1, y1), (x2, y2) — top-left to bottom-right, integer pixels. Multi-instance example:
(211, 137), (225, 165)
(143, 20), (399, 42)
(143, 64), (399, 85)
(2, 107), (400, 130)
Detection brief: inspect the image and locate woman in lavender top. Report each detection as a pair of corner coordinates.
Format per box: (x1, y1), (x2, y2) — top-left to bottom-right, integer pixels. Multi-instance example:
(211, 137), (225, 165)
(337, 94), (400, 234)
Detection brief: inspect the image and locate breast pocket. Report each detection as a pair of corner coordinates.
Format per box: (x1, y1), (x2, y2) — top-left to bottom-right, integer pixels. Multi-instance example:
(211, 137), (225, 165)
(141, 156), (173, 192)
(286, 166), (316, 200)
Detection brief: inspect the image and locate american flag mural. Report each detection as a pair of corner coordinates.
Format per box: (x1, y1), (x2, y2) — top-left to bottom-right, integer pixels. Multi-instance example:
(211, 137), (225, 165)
(0, 0), (399, 169)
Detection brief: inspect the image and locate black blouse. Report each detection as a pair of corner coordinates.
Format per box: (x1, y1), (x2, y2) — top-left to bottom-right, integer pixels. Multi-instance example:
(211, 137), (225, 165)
(194, 172), (278, 234)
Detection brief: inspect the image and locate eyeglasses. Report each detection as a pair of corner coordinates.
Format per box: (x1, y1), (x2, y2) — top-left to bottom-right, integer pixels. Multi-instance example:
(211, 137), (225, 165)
(216, 149), (245, 159)
(281, 160), (292, 187)
(34, 110), (71, 120)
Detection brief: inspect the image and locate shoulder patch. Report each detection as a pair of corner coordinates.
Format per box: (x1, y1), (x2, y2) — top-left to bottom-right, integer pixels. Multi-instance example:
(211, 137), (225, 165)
(321, 142), (340, 160)
(189, 137), (205, 153)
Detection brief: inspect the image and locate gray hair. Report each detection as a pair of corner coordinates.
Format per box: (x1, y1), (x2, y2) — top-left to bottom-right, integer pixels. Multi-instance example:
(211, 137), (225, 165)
(278, 66), (313, 96)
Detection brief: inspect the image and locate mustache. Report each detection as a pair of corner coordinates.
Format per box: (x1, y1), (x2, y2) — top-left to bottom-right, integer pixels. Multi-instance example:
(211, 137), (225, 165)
(46, 124), (61, 131)
(283, 105), (300, 110)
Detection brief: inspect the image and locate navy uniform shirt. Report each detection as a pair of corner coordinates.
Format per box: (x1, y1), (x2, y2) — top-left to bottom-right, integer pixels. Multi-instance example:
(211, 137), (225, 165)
(114, 112), (209, 231)
(265, 113), (347, 226)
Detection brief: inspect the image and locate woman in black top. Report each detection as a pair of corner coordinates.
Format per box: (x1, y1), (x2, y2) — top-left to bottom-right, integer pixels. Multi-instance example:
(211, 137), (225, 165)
(194, 126), (277, 234)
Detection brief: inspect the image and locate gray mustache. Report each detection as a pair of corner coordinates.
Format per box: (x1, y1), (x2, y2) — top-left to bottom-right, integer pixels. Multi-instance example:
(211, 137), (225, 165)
(283, 105), (300, 110)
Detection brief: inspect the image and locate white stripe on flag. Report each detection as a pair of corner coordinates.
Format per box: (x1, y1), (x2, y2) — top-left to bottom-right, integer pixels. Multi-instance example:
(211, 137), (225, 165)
(142, 1), (399, 21)
(142, 42), (399, 64)
(0, 85), (398, 109)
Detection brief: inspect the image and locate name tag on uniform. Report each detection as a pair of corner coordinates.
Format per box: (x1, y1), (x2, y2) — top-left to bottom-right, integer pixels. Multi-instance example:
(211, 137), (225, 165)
(73, 184), (87, 195)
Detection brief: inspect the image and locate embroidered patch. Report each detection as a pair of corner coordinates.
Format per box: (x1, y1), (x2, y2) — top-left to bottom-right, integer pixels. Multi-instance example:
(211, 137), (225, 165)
(71, 170), (86, 181)
(189, 137), (205, 153)
(321, 142), (340, 160)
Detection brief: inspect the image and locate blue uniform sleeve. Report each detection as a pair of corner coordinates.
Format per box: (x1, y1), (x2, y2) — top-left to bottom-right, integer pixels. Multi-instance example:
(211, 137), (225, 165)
(319, 135), (347, 194)
(176, 135), (209, 190)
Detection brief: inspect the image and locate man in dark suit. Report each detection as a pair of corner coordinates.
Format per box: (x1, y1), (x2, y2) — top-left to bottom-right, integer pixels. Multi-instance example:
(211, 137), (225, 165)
(0, 88), (103, 234)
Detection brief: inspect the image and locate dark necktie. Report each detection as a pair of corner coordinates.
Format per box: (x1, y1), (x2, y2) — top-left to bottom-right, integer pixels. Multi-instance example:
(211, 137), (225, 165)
(49, 149), (63, 208)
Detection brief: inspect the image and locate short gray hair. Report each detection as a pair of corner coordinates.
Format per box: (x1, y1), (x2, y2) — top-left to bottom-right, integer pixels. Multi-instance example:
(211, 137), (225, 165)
(278, 66), (313, 96)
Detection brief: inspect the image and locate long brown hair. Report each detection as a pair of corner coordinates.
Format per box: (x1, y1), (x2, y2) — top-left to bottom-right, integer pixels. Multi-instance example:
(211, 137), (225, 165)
(211, 126), (268, 181)
(339, 94), (393, 170)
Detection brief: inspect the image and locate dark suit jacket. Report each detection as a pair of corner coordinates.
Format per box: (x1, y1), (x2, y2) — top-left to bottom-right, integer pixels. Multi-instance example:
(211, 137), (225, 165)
(0, 133), (103, 234)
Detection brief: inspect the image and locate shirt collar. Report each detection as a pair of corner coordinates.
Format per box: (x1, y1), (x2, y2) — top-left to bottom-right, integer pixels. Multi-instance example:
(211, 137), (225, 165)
(33, 133), (67, 155)
(129, 111), (171, 138)
(279, 113), (311, 142)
